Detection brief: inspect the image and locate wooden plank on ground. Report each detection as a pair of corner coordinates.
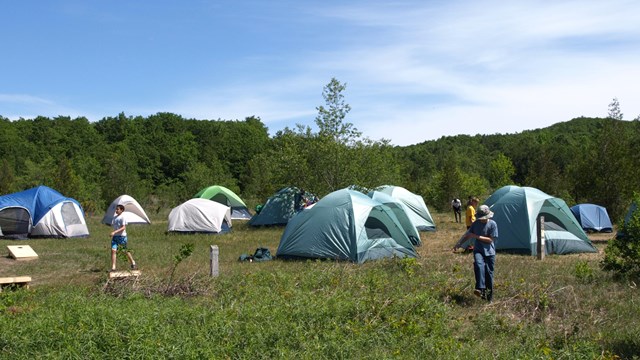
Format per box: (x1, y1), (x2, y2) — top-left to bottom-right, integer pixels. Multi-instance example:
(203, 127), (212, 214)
(7, 245), (38, 260)
(0, 276), (32, 291)
(108, 270), (141, 279)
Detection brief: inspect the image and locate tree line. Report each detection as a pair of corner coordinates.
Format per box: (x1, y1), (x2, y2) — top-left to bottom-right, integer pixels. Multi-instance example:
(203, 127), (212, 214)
(1, 80), (638, 223)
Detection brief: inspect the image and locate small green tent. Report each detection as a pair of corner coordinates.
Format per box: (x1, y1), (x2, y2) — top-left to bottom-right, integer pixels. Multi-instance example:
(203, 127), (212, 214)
(277, 189), (417, 263)
(375, 185), (436, 231)
(249, 186), (317, 226)
(194, 185), (251, 220)
(484, 185), (596, 255)
(368, 191), (422, 246)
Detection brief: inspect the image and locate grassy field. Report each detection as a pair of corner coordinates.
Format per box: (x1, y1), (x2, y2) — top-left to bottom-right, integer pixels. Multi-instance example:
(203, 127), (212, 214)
(1, 212), (638, 359)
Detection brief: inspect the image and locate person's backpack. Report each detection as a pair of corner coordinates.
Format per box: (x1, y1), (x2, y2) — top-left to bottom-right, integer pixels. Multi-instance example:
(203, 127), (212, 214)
(252, 247), (272, 262)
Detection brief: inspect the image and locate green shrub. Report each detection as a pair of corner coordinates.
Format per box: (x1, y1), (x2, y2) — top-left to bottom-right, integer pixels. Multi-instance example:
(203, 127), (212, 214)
(601, 195), (640, 278)
(573, 260), (594, 283)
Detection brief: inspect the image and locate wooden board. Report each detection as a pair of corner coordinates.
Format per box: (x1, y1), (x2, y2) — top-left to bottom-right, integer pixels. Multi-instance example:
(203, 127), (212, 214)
(0, 276), (32, 291)
(0, 276), (32, 285)
(7, 245), (38, 260)
(108, 270), (141, 279)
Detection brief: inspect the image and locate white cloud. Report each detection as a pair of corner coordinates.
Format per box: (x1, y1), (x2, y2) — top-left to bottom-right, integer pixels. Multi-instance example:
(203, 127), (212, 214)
(0, 94), (55, 106)
(3, 0), (639, 146)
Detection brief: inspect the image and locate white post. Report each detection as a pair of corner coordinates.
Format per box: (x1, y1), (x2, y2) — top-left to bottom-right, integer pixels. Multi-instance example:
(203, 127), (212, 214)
(210, 245), (219, 277)
(537, 215), (545, 260)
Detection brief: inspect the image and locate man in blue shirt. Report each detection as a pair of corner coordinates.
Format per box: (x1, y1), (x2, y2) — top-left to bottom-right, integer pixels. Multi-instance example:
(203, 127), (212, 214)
(460, 204), (498, 302)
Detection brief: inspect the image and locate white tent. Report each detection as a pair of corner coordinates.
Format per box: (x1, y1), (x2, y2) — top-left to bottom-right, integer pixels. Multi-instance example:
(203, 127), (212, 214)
(30, 200), (89, 238)
(102, 195), (151, 225)
(0, 186), (89, 239)
(168, 198), (232, 234)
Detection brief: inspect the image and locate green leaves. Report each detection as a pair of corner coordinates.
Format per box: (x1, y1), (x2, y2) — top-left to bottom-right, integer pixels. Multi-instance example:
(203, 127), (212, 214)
(602, 194), (640, 278)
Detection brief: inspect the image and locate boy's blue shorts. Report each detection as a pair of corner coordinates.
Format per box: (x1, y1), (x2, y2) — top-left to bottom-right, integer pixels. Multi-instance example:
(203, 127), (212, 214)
(111, 235), (128, 250)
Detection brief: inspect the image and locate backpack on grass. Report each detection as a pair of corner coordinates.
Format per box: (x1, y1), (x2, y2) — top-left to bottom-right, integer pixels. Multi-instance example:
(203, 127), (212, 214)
(252, 247), (272, 262)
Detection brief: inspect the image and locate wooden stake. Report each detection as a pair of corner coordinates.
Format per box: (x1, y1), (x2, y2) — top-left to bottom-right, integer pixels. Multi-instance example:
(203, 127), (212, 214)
(210, 245), (219, 277)
(537, 215), (545, 260)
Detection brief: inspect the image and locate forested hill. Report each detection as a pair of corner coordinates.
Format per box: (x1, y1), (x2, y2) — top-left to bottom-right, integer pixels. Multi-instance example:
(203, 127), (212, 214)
(0, 113), (638, 222)
(395, 116), (639, 221)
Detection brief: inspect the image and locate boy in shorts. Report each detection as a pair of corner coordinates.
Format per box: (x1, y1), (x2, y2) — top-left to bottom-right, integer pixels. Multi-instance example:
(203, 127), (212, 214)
(110, 204), (137, 271)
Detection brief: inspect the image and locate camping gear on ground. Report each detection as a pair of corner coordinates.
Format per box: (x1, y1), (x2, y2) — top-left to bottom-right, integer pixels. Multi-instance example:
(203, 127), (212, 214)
(277, 188), (417, 263)
(481, 185), (596, 255)
(367, 191), (422, 246)
(194, 185), (252, 220)
(167, 198), (232, 234)
(102, 194), (151, 225)
(570, 203), (613, 233)
(249, 186), (317, 226)
(239, 247), (273, 262)
(0, 185), (89, 239)
(373, 185), (436, 231)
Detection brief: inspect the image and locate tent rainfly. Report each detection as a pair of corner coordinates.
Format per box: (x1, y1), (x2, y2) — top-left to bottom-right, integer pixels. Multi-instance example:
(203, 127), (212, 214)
(194, 185), (252, 220)
(367, 191), (422, 246)
(374, 185), (436, 231)
(570, 203), (613, 233)
(277, 188), (417, 263)
(249, 186), (317, 226)
(0, 185), (89, 239)
(483, 185), (597, 255)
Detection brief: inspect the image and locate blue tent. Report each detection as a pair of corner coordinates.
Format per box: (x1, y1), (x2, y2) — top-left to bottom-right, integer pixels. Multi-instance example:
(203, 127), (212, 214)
(570, 204), (613, 233)
(0, 185), (89, 239)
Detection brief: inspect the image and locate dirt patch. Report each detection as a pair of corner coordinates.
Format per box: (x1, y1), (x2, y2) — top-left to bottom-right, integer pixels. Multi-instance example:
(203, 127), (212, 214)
(588, 232), (614, 243)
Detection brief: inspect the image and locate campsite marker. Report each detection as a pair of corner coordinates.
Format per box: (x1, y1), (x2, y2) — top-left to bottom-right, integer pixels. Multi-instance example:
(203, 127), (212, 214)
(7, 245), (38, 261)
(537, 215), (545, 260)
(210, 245), (219, 277)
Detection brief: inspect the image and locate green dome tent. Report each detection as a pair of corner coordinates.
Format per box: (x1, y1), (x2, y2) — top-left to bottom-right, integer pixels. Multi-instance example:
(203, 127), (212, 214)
(249, 186), (317, 226)
(277, 189), (417, 263)
(367, 191), (422, 246)
(484, 185), (596, 255)
(194, 185), (251, 220)
(375, 185), (436, 231)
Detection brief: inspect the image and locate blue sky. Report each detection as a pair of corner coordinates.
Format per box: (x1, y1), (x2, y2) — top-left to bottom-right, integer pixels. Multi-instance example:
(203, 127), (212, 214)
(2, 1), (639, 146)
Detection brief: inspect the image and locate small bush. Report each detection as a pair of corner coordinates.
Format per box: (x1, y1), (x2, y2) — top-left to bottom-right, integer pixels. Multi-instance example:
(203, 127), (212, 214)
(601, 195), (640, 278)
(398, 256), (420, 277)
(573, 260), (594, 283)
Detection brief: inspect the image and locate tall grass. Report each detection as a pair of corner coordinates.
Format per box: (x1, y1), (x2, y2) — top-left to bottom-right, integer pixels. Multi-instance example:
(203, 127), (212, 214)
(1, 213), (638, 358)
